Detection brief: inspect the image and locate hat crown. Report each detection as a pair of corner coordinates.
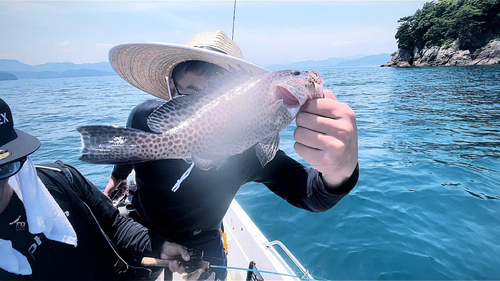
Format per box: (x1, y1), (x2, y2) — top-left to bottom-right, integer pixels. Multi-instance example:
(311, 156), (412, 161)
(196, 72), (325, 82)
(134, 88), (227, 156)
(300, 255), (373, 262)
(108, 30), (267, 101)
(0, 98), (17, 147)
(186, 30), (244, 59)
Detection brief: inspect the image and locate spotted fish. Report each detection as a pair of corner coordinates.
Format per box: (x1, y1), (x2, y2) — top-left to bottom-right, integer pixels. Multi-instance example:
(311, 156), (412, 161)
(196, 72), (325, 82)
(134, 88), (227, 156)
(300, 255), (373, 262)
(77, 70), (324, 170)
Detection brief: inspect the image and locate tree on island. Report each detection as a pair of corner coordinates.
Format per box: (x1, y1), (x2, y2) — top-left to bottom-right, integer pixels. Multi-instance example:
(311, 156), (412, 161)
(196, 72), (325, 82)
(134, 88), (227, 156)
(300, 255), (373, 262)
(395, 0), (500, 56)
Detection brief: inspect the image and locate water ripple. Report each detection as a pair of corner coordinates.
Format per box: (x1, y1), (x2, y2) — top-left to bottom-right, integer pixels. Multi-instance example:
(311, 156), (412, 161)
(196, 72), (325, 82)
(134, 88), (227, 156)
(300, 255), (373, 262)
(2, 66), (500, 280)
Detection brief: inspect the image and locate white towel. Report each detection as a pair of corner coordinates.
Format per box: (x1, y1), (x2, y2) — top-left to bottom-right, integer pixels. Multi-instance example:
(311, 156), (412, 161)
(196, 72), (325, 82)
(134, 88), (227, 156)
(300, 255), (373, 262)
(0, 157), (77, 275)
(0, 240), (31, 275)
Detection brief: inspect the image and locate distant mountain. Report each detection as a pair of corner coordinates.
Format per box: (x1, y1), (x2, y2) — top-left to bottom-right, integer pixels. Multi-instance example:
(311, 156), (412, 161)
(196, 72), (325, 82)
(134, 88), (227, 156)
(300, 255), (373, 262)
(0, 60), (31, 72)
(0, 54), (393, 80)
(11, 69), (118, 79)
(33, 62), (114, 72)
(337, 54), (392, 66)
(0, 71), (18, 81)
(0, 59), (116, 79)
(289, 57), (349, 68)
(263, 54), (391, 71)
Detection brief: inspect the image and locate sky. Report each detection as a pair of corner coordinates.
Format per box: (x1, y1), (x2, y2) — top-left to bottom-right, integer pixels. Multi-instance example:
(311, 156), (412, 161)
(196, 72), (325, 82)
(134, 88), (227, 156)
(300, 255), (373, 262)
(0, 1), (428, 67)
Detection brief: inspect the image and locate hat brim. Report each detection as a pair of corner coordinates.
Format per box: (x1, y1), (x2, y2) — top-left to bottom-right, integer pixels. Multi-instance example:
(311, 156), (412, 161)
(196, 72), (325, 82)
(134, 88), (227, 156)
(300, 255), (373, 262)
(109, 43), (269, 101)
(0, 129), (41, 166)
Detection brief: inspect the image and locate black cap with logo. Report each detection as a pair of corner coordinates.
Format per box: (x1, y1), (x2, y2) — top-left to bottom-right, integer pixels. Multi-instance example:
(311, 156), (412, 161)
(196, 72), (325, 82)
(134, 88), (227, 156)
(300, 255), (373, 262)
(0, 98), (41, 165)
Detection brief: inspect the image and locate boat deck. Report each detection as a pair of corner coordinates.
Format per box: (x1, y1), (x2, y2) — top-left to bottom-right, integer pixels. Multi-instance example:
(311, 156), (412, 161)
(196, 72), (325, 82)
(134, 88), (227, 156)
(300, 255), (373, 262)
(165, 200), (309, 281)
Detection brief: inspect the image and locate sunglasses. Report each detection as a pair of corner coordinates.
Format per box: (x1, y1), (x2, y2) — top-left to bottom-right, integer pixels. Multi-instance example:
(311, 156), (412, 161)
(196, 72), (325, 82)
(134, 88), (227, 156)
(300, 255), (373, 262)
(166, 76), (194, 98)
(0, 157), (27, 180)
(165, 70), (226, 99)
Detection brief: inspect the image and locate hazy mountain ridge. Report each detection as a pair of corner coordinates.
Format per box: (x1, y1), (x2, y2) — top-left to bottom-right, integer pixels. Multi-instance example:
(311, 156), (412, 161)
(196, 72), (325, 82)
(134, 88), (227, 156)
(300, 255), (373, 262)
(0, 71), (18, 80)
(0, 54), (392, 80)
(0, 59), (116, 80)
(0, 59), (114, 72)
(263, 54), (392, 71)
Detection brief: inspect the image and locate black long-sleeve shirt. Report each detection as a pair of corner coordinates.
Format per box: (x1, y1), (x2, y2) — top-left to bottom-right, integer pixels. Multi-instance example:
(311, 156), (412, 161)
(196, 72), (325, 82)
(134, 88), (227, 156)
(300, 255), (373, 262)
(112, 100), (359, 238)
(0, 162), (165, 280)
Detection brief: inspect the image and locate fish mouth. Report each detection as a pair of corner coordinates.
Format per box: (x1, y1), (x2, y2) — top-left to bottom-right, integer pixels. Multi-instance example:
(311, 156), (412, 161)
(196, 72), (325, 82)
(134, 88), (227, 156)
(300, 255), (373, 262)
(275, 86), (300, 106)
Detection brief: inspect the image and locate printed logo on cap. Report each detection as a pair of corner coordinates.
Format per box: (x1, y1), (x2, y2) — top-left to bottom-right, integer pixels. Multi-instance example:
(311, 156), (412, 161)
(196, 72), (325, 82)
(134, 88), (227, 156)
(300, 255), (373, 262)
(0, 149), (12, 160)
(0, 111), (10, 125)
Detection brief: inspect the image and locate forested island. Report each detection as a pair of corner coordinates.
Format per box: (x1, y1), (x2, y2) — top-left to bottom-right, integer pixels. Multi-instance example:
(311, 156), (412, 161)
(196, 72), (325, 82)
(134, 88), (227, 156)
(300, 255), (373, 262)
(383, 0), (500, 67)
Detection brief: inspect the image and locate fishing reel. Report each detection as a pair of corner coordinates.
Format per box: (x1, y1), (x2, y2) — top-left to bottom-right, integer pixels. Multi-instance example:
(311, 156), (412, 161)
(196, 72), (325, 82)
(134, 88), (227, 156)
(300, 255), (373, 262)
(182, 248), (209, 273)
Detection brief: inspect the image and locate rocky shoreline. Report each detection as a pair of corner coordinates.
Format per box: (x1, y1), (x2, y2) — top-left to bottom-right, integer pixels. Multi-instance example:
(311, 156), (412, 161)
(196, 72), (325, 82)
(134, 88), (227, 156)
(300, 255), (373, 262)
(382, 39), (500, 67)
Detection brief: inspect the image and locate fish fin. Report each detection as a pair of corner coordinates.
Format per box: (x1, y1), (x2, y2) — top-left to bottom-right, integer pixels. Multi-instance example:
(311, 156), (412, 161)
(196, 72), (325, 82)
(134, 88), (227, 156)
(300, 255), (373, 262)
(211, 159), (227, 170)
(191, 156), (226, 171)
(192, 156), (213, 171)
(227, 64), (253, 77)
(255, 134), (280, 167)
(77, 125), (154, 164)
(148, 69), (255, 133)
(147, 98), (204, 133)
(269, 99), (284, 112)
(262, 99), (294, 130)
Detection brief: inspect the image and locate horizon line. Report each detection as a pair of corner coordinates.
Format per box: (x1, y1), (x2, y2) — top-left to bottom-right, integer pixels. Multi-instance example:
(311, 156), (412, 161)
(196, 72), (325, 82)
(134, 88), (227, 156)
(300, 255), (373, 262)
(0, 52), (394, 67)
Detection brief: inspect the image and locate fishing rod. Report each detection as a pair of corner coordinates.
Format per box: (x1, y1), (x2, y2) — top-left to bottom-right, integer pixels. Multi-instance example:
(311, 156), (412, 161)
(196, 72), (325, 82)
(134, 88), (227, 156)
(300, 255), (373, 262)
(210, 264), (313, 280)
(141, 256), (315, 280)
(231, 0), (237, 40)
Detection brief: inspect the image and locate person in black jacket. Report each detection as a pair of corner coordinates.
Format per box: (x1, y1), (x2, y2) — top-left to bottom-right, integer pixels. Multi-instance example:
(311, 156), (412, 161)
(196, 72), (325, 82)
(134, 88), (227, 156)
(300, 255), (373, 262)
(103, 31), (359, 281)
(0, 98), (210, 280)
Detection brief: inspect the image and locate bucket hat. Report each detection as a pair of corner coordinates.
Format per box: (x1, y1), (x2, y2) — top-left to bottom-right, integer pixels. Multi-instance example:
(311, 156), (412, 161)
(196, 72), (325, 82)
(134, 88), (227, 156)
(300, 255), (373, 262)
(109, 30), (268, 101)
(0, 98), (41, 166)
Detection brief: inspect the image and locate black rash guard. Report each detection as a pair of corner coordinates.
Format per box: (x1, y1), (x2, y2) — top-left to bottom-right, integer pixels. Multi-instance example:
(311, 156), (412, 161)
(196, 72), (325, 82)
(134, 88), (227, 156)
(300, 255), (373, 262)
(0, 162), (166, 280)
(112, 99), (359, 238)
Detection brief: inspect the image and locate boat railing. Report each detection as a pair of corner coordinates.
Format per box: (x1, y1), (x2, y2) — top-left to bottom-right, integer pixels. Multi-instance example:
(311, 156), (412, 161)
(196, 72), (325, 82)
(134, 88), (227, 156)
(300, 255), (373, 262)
(264, 240), (314, 280)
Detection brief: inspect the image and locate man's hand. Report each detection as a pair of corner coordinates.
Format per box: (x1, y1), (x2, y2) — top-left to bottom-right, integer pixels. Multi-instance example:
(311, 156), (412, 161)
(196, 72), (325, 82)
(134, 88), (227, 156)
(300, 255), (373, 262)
(184, 269), (215, 281)
(104, 176), (129, 202)
(294, 89), (358, 191)
(160, 242), (191, 274)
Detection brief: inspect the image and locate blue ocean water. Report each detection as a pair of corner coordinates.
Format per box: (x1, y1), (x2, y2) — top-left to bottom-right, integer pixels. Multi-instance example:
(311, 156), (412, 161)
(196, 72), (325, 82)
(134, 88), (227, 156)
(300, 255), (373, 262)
(1, 65), (499, 280)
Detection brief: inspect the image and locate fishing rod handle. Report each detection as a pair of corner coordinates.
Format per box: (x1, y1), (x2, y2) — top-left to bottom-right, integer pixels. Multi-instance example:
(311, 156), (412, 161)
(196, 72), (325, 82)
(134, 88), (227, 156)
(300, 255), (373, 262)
(141, 257), (210, 269)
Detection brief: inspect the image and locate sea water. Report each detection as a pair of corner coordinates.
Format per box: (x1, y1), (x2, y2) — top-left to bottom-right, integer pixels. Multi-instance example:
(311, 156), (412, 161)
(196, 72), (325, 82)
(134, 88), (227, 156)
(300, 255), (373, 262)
(1, 65), (499, 280)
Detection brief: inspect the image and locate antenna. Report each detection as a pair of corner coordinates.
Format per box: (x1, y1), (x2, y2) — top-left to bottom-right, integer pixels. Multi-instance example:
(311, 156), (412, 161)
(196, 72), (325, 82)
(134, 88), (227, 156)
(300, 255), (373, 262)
(231, 0), (236, 40)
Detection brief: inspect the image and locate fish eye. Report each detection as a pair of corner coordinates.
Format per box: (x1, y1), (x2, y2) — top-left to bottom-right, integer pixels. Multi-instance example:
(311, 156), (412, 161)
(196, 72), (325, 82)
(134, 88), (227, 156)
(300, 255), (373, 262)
(291, 70), (300, 76)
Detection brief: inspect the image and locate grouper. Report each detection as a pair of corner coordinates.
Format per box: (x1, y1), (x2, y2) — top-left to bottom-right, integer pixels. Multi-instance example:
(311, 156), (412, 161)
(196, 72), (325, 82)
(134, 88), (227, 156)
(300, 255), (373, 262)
(77, 70), (324, 173)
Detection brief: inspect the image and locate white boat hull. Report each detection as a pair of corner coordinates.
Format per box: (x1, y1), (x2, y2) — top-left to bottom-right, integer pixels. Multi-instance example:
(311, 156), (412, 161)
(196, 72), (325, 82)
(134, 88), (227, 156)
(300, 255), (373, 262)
(169, 199), (308, 281)
(222, 199), (301, 281)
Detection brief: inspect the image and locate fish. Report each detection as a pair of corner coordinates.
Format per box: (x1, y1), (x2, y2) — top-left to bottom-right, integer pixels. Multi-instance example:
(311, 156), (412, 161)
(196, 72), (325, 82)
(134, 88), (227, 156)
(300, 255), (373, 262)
(77, 69), (324, 170)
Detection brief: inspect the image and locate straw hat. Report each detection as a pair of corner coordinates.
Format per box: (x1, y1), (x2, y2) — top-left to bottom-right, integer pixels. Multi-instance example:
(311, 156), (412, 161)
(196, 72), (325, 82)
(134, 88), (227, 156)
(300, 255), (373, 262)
(109, 30), (268, 100)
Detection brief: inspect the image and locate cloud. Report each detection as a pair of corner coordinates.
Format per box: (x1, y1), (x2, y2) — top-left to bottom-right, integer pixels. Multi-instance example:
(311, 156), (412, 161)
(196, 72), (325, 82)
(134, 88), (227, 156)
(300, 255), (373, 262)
(55, 41), (71, 47)
(237, 24), (398, 65)
(0, 52), (16, 59)
(95, 43), (113, 49)
(0, 1), (422, 65)
(332, 41), (352, 46)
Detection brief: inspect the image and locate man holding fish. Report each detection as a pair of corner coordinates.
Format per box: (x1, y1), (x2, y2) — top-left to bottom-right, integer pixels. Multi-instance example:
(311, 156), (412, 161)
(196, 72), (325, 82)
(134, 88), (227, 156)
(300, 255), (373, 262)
(79, 30), (359, 280)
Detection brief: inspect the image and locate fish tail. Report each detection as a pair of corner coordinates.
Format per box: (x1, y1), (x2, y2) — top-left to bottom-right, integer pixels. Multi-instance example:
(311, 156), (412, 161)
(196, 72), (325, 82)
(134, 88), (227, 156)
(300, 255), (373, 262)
(76, 125), (157, 164)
